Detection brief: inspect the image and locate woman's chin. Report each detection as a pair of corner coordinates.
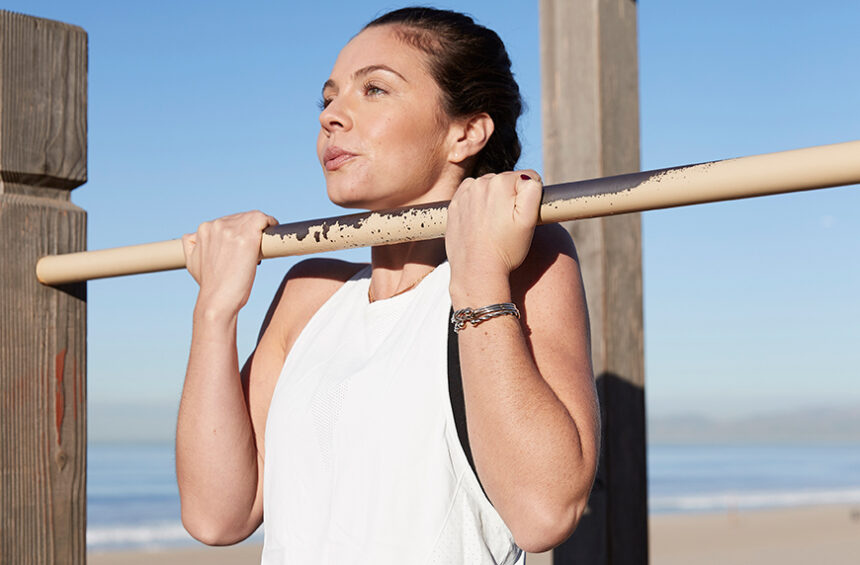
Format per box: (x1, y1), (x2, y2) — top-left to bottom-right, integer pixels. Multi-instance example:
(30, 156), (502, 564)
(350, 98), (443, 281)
(326, 188), (363, 208)
(326, 190), (375, 210)
(326, 182), (393, 210)
(326, 180), (432, 211)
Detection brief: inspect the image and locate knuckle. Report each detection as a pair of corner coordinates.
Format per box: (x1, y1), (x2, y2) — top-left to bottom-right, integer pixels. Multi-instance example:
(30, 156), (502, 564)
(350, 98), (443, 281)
(525, 169), (542, 182)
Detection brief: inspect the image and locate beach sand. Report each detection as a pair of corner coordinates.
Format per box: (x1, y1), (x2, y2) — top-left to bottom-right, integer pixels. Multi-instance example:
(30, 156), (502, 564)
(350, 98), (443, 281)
(88, 542), (263, 565)
(649, 503), (860, 565)
(88, 504), (860, 564)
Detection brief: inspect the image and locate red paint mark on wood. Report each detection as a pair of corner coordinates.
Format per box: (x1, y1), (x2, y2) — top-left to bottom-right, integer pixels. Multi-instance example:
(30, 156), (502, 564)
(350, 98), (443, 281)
(73, 355), (79, 421)
(55, 349), (66, 445)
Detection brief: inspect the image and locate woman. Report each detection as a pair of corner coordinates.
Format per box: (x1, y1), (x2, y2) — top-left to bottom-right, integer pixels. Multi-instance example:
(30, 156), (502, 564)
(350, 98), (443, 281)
(176, 7), (599, 564)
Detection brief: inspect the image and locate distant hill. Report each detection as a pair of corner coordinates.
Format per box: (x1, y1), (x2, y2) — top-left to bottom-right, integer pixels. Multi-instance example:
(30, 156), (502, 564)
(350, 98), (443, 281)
(88, 400), (860, 445)
(648, 405), (860, 444)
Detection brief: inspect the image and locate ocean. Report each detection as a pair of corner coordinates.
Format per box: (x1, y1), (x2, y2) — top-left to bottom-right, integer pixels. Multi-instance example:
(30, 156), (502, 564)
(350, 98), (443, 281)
(88, 443), (263, 552)
(87, 442), (860, 552)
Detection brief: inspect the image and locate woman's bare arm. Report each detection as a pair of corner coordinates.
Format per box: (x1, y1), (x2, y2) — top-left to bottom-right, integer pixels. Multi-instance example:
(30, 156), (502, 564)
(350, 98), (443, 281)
(453, 225), (598, 553)
(174, 211), (281, 544)
(175, 209), (359, 544)
(446, 174), (600, 553)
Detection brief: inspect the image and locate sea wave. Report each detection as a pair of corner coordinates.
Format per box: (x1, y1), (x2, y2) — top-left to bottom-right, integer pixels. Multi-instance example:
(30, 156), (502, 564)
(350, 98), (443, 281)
(86, 489), (860, 550)
(87, 521), (263, 551)
(650, 487), (860, 513)
(87, 521), (192, 549)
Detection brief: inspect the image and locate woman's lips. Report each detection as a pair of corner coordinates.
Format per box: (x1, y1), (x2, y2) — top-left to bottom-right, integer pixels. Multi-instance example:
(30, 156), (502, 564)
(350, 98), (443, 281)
(323, 147), (358, 171)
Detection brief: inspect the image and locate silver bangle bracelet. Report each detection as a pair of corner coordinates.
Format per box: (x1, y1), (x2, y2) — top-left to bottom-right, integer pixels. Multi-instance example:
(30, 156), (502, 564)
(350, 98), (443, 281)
(451, 303), (520, 333)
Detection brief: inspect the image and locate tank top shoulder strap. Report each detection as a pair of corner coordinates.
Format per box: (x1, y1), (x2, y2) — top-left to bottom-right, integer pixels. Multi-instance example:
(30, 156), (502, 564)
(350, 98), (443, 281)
(447, 307), (487, 497)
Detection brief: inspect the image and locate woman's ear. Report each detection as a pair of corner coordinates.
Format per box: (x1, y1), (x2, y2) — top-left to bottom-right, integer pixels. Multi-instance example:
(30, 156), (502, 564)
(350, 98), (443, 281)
(448, 113), (494, 164)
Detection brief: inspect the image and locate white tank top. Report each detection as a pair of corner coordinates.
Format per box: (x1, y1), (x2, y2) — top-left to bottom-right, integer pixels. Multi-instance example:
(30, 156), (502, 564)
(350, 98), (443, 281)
(262, 262), (523, 565)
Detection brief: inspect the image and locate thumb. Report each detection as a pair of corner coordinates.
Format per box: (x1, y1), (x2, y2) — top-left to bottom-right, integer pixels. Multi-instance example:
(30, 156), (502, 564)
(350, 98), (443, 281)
(181, 233), (196, 263)
(513, 176), (542, 226)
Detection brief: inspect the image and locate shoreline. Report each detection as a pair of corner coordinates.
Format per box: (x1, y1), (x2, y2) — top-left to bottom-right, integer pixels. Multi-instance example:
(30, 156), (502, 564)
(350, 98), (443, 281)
(87, 503), (860, 565)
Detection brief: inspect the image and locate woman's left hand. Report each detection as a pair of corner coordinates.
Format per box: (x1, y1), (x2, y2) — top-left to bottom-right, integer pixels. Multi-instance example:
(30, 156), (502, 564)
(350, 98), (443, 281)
(445, 170), (543, 292)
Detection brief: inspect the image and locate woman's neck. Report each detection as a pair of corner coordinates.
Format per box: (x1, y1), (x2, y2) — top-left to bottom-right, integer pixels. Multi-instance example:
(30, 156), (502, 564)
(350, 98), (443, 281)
(368, 239), (447, 301)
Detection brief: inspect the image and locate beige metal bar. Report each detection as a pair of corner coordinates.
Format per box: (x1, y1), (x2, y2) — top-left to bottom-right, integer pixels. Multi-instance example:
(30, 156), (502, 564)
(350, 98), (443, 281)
(36, 140), (860, 285)
(36, 239), (187, 285)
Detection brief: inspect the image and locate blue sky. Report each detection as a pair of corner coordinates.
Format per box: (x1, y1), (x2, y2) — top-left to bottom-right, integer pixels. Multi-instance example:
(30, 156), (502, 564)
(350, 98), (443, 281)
(9, 1), (858, 438)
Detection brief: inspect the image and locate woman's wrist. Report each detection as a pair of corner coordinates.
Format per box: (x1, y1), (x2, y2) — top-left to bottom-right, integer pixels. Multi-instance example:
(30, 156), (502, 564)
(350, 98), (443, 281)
(193, 296), (241, 328)
(449, 270), (512, 310)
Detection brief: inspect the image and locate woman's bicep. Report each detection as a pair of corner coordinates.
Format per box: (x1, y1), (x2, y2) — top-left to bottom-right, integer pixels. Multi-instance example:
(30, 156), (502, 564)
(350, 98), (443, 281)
(236, 346), (283, 531)
(236, 286), (293, 530)
(515, 226), (600, 453)
(241, 341), (287, 468)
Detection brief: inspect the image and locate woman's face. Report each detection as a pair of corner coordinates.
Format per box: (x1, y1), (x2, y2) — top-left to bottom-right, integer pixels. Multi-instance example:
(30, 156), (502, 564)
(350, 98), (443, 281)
(317, 25), (459, 210)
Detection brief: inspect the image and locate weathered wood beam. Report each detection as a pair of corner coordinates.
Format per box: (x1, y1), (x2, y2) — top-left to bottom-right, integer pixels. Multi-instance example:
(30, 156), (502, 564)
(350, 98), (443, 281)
(0, 10), (87, 565)
(540, 0), (645, 563)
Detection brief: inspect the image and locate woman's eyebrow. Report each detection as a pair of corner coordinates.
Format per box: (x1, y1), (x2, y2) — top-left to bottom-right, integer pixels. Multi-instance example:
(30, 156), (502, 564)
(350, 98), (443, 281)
(353, 64), (408, 83)
(322, 79), (336, 97)
(321, 64), (409, 95)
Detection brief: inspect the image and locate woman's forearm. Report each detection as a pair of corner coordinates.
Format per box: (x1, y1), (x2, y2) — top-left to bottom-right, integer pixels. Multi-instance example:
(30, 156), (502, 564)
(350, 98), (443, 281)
(451, 277), (597, 552)
(175, 211), (279, 544)
(175, 302), (262, 544)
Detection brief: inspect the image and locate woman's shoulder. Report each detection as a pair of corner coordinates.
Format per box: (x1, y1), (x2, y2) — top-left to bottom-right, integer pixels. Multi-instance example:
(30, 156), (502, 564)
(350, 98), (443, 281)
(258, 258), (368, 346)
(516, 224), (579, 278)
(510, 224), (582, 304)
(284, 257), (368, 287)
(529, 224), (578, 262)
(280, 257), (368, 315)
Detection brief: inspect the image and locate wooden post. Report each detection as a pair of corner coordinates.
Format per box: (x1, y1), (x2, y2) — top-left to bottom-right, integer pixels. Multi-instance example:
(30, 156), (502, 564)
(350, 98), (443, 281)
(0, 11), (88, 565)
(538, 0), (647, 563)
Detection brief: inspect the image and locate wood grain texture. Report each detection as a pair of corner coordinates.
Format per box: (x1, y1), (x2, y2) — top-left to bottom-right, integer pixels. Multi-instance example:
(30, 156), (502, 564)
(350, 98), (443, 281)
(539, 0), (647, 563)
(0, 9), (87, 565)
(0, 10), (87, 192)
(0, 193), (87, 564)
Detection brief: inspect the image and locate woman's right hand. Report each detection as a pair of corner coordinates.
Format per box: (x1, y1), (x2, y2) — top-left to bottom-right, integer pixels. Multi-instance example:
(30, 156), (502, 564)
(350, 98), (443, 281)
(182, 210), (278, 315)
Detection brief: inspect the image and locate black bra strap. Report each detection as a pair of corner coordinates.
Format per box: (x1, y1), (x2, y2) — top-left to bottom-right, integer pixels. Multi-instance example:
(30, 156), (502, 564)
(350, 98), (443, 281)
(447, 308), (486, 495)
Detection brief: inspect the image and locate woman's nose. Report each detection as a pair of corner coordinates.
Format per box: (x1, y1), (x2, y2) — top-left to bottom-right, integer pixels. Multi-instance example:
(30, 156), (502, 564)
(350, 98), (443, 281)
(319, 96), (352, 133)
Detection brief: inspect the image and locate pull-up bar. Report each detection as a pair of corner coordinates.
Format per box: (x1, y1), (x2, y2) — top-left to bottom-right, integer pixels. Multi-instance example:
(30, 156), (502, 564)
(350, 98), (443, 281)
(36, 140), (860, 285)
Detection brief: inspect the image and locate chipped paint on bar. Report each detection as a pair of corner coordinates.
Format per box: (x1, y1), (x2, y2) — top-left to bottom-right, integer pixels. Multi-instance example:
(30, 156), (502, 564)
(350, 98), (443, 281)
(261, 202), (449, 258)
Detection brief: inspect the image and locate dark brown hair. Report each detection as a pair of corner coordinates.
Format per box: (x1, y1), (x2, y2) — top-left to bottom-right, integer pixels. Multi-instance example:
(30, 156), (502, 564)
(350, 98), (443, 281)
(365, 7), (523, 177)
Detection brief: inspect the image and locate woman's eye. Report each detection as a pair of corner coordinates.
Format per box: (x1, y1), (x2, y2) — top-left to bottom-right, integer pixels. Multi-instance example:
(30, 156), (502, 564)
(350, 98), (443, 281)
(364, 83), (386, 97)
(318, 97), (332, 111)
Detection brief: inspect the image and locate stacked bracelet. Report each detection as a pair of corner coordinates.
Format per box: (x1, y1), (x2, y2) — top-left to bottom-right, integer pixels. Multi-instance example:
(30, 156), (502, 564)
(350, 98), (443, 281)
(451, 303), (520, 333)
